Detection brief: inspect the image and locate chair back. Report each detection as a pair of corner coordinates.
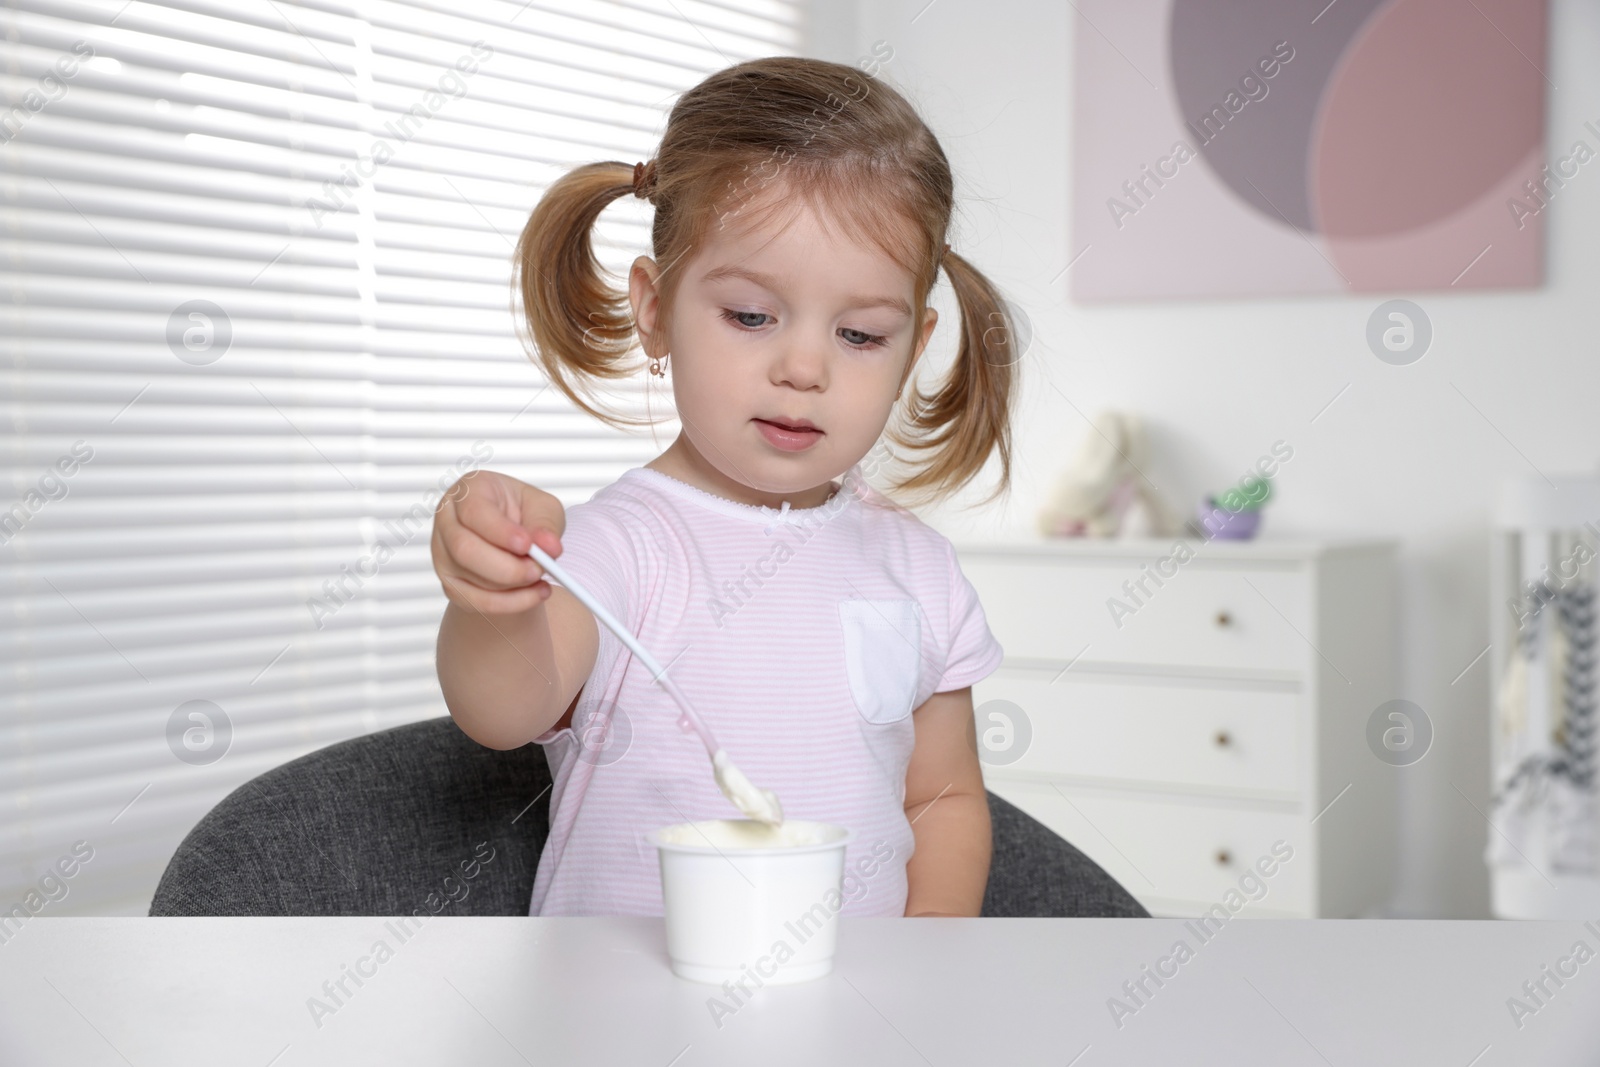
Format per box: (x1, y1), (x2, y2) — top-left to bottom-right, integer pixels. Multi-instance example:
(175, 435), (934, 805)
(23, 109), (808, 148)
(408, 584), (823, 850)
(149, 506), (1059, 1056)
(151, 716), (1147, 918)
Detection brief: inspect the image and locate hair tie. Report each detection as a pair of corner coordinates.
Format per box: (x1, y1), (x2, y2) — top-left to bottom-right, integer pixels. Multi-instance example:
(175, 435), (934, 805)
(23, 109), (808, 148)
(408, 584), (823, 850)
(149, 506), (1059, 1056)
(941, 242), (951, 265)
(632, 159), (658, 200)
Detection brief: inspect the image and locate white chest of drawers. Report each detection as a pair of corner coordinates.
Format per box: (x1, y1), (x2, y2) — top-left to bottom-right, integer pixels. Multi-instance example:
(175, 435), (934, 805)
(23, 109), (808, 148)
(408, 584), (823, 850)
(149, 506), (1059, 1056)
(955, 536), (1399, 918)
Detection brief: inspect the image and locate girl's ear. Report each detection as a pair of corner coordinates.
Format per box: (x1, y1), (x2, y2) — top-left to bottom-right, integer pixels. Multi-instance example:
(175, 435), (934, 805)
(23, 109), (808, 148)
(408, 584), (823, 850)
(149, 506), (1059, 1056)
(915, 307), (939, 354)
(629, 255), (665, 358)
(900, 307), (939, 389)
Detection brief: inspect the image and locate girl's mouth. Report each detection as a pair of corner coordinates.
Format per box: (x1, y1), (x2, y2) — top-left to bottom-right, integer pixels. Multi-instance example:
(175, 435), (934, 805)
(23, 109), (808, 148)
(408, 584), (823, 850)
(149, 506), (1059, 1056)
(753, 418), (824, 452)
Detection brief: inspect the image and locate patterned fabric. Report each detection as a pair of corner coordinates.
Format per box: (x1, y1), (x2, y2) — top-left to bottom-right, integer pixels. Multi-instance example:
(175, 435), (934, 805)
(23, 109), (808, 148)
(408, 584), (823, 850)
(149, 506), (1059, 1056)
(528, 463), (1005, 917)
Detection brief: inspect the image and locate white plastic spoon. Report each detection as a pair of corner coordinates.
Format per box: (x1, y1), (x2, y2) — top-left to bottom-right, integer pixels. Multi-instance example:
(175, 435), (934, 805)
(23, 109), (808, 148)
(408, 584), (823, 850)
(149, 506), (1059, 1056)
(525, 539), (783, 826)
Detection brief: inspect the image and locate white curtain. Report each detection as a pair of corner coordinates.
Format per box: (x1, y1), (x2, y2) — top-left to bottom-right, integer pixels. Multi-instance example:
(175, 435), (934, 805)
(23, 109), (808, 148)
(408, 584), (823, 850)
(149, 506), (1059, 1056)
(1, 0), (801, 915)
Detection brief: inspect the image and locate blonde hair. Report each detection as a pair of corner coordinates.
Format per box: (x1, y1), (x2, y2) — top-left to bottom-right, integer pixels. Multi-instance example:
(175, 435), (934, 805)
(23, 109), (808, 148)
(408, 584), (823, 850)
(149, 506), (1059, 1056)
(514, 55), (1019, 507)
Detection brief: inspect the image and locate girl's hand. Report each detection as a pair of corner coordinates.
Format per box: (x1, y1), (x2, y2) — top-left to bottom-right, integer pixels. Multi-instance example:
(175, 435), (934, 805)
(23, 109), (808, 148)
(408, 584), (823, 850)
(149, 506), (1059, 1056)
(431, 469), (566, 615)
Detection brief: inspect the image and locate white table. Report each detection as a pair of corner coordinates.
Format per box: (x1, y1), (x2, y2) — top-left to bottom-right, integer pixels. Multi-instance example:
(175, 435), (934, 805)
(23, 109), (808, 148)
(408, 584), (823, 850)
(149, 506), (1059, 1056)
(0, 917), (1594, 1064)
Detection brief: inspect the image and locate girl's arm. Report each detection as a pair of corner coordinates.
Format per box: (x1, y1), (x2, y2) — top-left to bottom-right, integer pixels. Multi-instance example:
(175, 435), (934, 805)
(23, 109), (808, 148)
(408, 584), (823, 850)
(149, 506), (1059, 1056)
(437, 585), (596, 750)
(432, 470), (599, 750)
(902, 686), (992, 916)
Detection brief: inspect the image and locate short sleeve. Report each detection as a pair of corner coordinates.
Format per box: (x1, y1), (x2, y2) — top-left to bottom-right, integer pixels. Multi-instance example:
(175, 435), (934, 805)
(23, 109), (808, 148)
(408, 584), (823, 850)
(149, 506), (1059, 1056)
(530, 502), (638, 744)
(935, 538), (1005, 692)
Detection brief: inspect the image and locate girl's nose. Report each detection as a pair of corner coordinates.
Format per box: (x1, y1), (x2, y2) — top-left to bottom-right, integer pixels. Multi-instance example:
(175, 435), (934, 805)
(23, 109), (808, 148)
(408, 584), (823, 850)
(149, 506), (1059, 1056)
(772, 339), (828, 391)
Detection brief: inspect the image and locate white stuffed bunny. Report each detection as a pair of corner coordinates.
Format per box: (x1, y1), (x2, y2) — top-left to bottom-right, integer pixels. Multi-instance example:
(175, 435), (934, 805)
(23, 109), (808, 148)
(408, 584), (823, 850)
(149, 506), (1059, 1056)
(1037, 410), (1174, 538)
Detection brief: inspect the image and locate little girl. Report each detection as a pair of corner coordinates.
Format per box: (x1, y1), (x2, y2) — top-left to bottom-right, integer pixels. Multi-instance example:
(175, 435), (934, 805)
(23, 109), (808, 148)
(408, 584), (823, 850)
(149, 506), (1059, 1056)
(432, 56), (1019, 919)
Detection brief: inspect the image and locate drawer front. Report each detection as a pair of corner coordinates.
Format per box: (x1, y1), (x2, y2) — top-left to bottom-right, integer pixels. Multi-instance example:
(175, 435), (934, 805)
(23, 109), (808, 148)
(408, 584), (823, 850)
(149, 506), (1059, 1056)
(972, 671), (1302, 795)
(961, 556), (1311, 674)
(985, 778), (1312, 916)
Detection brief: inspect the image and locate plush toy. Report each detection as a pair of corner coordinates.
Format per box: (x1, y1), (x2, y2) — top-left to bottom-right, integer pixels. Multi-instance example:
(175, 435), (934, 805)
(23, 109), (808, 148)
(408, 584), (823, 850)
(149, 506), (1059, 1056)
(1037, 410), (1175, 538)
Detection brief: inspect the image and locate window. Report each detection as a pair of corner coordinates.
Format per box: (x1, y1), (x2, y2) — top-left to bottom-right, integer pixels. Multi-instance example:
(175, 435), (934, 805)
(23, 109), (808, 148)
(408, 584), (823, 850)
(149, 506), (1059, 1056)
(1, 0), (801, 915)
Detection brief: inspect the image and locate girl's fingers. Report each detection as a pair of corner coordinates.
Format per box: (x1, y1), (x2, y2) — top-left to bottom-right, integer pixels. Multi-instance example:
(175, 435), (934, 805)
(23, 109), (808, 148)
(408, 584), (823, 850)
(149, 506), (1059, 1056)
(513, 482), (567, 558)
(453, 475), (539, 555)
(438, 571), (551, 616)
(439, 519), (546, 591)
(430, 470), (565, 608)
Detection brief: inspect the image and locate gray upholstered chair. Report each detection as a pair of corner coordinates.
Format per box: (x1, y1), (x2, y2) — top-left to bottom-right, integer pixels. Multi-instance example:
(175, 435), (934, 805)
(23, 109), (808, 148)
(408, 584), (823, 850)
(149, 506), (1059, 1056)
(149, 716), (1148, 918)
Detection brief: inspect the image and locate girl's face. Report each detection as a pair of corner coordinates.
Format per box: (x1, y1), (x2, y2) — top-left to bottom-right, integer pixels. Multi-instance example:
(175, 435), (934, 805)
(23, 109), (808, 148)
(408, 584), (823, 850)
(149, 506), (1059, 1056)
(629, 194), (938, 510)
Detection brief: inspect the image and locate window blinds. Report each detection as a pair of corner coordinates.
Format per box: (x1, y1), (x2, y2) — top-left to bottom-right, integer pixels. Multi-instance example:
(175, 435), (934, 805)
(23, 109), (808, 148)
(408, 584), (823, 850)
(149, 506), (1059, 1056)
(0, 0), (801, 916)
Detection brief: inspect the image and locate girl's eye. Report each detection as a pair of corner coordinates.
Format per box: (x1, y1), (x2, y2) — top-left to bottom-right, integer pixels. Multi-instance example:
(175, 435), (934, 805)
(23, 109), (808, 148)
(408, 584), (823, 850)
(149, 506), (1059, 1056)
(722, 309), (770, 330)
(840, 327), (889, 349)
(720, 308), (888, 349)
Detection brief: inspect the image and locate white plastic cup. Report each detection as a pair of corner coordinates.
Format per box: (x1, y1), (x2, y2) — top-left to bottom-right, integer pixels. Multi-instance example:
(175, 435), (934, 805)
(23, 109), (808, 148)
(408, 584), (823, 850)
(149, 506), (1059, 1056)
(647, 819), (854, 985)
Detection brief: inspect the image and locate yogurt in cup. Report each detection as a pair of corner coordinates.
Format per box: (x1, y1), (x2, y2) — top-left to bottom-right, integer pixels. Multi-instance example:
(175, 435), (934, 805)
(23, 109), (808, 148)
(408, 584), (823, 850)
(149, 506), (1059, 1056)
(648, 819), (854, 985)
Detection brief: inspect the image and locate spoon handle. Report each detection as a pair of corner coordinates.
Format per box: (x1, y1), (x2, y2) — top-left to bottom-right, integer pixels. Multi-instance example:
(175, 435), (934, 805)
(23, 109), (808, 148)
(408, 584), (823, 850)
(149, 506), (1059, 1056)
(525, 539), (720, 753)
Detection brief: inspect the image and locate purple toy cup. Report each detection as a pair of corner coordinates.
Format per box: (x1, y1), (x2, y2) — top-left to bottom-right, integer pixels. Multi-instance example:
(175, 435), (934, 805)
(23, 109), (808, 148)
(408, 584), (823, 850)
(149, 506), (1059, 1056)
(1197, 496), (1262, 540)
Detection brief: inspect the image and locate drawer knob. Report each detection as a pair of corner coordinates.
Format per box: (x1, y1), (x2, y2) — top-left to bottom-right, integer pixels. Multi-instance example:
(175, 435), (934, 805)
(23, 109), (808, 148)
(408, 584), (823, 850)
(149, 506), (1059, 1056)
(1215, 849), (1232, 867)
(1215, 610), (1233, 628)
(1214, 730), (1232, 748)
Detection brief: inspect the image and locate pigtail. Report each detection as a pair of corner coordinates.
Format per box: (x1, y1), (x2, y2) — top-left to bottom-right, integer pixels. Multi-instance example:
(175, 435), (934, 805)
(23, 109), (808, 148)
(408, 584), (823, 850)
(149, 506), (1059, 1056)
(887, 249), (1018, 507)
(514, 161), (655, 429)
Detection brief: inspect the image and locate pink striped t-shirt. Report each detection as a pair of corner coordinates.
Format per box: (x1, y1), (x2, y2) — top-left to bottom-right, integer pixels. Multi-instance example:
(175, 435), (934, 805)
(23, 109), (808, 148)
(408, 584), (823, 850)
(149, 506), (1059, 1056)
(528, 462), (1004, 917)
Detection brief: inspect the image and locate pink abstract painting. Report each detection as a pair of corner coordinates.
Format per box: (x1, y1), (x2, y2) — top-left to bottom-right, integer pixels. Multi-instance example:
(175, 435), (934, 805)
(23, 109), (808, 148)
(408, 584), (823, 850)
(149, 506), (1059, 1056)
(1070, 0), (1552, 301)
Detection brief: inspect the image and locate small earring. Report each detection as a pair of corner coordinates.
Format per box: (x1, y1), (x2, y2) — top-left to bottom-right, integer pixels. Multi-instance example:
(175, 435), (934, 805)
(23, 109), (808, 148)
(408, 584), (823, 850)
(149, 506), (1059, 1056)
(649, 352), (669, 378)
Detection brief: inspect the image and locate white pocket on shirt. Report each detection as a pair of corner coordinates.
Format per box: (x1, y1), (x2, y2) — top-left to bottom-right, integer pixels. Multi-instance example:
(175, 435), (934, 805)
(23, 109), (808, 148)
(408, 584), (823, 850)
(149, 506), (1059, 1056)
(838, 598), (923, 725)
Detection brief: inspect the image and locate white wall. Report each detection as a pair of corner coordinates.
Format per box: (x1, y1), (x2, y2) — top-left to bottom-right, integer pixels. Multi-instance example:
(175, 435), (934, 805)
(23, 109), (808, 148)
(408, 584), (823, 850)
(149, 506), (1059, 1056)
(815, 0), (1600, 917)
